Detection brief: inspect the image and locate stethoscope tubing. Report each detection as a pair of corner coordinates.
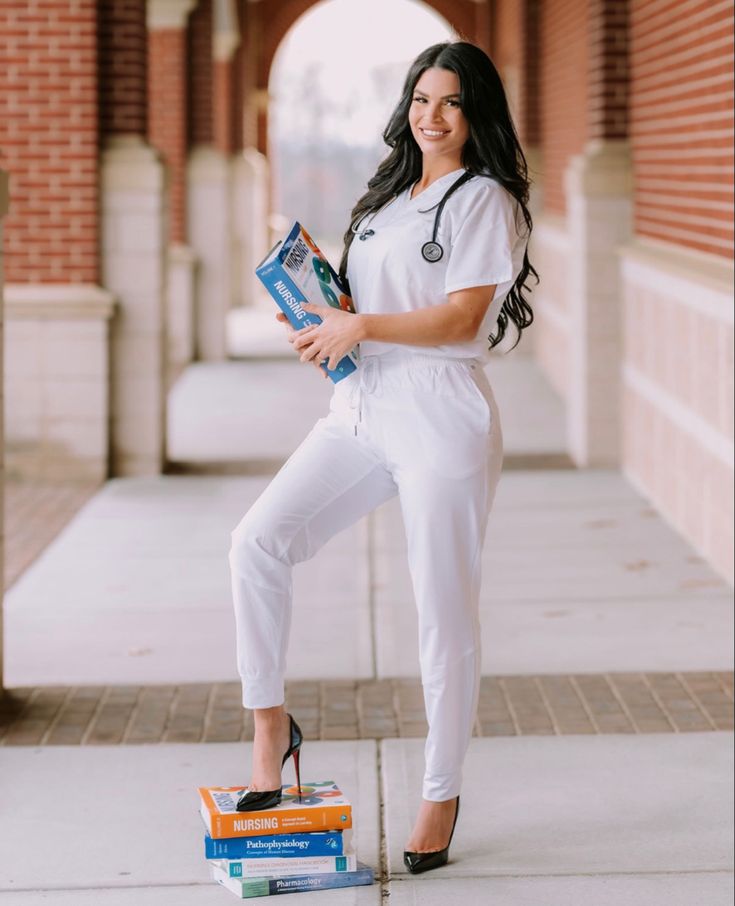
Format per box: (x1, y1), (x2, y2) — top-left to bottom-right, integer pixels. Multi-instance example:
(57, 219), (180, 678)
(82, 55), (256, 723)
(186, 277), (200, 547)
(351, 171), (476, 263)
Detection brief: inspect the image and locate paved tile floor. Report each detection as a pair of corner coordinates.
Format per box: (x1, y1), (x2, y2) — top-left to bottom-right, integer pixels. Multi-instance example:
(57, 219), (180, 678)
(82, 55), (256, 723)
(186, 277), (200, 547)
(3, 477), (98, 590)
(0, 672), (732, 747)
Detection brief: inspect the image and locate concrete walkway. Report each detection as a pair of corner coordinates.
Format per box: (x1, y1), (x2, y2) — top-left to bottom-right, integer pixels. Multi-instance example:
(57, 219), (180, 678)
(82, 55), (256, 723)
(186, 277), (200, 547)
(2, 353), (733, 904)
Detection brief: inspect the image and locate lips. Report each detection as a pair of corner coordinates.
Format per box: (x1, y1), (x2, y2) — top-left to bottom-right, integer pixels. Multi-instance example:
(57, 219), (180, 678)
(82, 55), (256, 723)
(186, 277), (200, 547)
(420, 128), (449, 138)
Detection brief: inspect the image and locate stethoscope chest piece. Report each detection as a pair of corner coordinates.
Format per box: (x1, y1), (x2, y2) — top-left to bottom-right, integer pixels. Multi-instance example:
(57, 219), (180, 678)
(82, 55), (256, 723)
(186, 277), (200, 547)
(421, 240), (443, 262)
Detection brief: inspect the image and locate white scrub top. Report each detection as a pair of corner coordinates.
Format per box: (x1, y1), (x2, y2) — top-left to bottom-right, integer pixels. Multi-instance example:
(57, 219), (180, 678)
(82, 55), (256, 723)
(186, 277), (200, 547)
(346, 167), (529, 362)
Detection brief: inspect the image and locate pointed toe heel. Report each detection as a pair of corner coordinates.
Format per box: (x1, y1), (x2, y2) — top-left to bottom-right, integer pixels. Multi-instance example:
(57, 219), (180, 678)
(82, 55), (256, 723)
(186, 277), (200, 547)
(236, 713), (304, 812)
(403, 795), (460, 875)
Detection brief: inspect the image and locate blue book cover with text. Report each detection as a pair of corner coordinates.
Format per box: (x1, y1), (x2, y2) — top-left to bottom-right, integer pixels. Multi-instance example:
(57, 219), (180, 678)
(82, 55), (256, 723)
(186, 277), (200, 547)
(204, 829), (351, 860)
(255, 222), (358, 384)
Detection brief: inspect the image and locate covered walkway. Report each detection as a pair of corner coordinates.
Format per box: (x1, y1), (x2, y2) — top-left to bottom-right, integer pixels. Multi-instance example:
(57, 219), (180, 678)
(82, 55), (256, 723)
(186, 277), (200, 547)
(1, 353), (732, 904)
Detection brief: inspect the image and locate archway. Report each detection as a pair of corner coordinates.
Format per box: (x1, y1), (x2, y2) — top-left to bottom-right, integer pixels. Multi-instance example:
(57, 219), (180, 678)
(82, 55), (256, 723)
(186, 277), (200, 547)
(268, 0), (457, 255)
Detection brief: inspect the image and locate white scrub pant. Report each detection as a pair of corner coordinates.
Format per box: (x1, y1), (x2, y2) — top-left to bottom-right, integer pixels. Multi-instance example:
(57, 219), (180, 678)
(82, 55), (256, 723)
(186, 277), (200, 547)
(229, 350), (503, 801)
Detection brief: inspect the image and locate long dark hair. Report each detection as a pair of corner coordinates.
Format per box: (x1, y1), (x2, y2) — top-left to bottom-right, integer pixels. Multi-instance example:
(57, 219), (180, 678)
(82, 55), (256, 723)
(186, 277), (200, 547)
(339, 41), (537, 350)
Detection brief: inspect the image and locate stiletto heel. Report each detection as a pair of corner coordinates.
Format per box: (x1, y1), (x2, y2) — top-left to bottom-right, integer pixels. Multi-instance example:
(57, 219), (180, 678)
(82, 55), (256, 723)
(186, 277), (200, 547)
(403, 795), (460, 874)
(292, 746), (302, 801)
(236, 713), (304, 812)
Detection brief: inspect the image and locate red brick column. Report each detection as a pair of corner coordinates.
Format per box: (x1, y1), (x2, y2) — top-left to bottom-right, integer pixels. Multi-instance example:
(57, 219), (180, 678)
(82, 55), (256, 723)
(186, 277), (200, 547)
(188, 0), (214, 147)
(588, 0), (629, 141)
(0, 0), (98, 284)
(99, 0), (148, 140)
(539, 0), (590, 216)
(147, 1), (197, 244)
(213, 0), (240, 155)
(233, 0), (248, 153)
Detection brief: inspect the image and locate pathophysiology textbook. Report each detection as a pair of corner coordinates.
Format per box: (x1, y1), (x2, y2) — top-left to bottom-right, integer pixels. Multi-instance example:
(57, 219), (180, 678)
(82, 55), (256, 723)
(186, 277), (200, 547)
(255, 223), (358, 384)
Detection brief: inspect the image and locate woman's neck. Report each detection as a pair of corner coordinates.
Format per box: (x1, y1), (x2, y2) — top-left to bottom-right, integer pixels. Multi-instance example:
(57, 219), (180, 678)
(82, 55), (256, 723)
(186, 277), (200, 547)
(411, 156), (464, 199)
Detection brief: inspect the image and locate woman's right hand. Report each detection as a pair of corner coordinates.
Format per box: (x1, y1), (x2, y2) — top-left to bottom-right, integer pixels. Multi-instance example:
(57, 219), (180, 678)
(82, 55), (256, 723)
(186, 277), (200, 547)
(276, 313), (328, 378)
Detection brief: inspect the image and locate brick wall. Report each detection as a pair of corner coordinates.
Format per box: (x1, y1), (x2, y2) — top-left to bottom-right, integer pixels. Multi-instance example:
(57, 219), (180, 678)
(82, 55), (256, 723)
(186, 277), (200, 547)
(233, 0), (248, 153)
(492, 0), (524, 129)
(98, 0), (147, 138)
(0, 0), (98, 284)
(214, 62), (235, 156)
(589, 0), (628, 140)
(630, 0), (734, 258)
(188, 0), (214, 147)
(149, 29), (187, 243)
(539, 0), (589, 214)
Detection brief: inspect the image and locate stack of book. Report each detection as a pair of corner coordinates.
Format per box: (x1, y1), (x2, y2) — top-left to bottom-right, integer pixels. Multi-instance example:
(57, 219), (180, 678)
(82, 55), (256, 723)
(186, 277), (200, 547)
(198, 780), (374, 899)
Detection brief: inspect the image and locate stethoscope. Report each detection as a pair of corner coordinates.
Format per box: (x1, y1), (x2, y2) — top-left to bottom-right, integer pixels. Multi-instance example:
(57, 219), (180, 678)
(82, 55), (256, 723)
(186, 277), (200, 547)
(351, 170), (475, 263)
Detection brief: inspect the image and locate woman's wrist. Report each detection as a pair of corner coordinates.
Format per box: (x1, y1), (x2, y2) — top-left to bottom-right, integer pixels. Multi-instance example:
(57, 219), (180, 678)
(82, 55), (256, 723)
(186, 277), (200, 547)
(355, 312), (370, 342)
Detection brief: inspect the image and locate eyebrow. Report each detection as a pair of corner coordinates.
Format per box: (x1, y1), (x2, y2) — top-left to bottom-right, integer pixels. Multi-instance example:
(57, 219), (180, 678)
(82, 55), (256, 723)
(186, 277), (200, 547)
(413, 89), (460, 99)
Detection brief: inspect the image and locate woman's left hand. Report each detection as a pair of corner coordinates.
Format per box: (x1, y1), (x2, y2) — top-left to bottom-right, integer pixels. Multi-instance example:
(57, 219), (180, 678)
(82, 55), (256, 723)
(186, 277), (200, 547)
(293, 303), (363, 371)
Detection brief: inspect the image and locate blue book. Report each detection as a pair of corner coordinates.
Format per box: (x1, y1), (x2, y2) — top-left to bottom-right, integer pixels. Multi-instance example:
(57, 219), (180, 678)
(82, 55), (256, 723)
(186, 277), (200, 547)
(210, 860), (374, 898)
(203, 829), (351, 860)
(255, 222), (358, 384)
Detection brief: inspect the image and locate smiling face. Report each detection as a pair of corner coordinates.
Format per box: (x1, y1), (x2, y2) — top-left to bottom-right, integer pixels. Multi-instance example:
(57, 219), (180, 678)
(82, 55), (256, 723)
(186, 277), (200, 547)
(408, 67), (470, 166)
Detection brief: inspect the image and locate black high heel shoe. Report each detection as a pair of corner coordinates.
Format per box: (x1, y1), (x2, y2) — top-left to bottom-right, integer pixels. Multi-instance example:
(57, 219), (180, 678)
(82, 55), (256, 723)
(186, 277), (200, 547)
(403, 795), (460, 874)
(236, 713), (303, 812)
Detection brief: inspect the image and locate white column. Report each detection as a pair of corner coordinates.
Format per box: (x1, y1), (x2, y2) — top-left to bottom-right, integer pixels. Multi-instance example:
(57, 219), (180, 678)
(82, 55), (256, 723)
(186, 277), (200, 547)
(0, 167), (8, 691)
(187, 145), (233, 360)
(166, 243), (198, 386)
(101, 135), (169, 475)
(231, 146), (270, 310)
(564, 139), (632, 466)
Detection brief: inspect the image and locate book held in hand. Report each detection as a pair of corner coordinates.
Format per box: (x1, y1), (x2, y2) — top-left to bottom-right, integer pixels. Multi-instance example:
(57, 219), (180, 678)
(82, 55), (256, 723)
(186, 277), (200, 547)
(255, 222), (359, 384)
(198, 780), (352, 839)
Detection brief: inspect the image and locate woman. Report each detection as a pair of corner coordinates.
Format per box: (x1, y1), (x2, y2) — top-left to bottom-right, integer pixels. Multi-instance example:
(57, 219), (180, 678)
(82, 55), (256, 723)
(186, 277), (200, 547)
(229, 40), (537, 874)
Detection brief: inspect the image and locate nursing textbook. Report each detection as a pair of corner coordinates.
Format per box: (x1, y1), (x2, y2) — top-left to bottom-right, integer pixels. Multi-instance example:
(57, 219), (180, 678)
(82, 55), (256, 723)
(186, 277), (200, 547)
(255, 222), (358, 384)
(198, 780), (352, 839)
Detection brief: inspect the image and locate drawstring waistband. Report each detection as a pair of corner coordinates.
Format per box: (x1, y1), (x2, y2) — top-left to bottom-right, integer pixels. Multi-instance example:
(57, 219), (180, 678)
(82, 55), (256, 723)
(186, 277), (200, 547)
(346, 351), (481, 436)
(348, 356), (381, 434)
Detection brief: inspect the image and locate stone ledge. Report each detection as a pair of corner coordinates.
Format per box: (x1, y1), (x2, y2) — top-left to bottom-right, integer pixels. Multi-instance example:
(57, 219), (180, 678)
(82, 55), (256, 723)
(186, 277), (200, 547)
(5, 284), (116, 320)
(619, 237), (735, 319)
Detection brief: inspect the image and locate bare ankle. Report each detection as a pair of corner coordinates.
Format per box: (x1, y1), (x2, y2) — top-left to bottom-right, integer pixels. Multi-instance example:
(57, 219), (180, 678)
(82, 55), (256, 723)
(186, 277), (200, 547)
(253, 706), (288, 730)
(253, 705), (285, 718)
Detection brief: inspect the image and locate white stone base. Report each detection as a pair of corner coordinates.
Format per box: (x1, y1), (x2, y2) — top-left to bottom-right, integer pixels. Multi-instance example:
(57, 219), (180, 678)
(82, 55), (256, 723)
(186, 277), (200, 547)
(231, 147), (270, 311)
(530, 213), (572, 400)
(166, 242), (197, 386)
(101, 136), (168, 476)
(3, 284), (115, 481)
(564, 139), (633, 467)
(187, 146), (232, 360)
(620, 238), (734, 584)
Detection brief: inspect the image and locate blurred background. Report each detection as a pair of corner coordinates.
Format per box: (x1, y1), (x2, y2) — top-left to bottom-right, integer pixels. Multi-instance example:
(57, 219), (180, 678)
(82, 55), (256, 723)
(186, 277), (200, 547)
(0, 0), (732, 693)
(0, 4), (732, 899)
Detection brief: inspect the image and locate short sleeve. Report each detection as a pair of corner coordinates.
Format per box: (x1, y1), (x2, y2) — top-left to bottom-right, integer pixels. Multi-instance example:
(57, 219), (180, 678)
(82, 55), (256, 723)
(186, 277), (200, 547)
(444, 182), (518, 295)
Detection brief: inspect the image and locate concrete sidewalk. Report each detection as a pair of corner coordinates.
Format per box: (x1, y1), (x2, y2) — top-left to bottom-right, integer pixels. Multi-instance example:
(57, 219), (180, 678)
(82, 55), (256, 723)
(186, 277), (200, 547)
(2, 354), (733, 904)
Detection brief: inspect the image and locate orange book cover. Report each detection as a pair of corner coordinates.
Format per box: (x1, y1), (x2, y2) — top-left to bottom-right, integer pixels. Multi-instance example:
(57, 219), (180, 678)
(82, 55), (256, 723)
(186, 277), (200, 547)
(198, 781), (353, 839)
